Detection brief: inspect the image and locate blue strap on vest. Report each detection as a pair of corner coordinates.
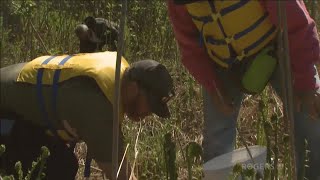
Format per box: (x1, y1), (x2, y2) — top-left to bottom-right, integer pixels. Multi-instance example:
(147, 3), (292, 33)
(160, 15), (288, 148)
(207, 0), (238, 61)
(220, 0), (249, 16)
(37, 56), (57, 135)
(37, 55), (74, 135)
(51, 55), (79, 140)
(188, 0), (277, 66)
(243, 25), (276, 55)
(36, 55), (92, 178)
(52, 55), (73, 118)
(52, 55), (92, 178)
(84, 154), (92, 178)
(50, 55), (93, 177)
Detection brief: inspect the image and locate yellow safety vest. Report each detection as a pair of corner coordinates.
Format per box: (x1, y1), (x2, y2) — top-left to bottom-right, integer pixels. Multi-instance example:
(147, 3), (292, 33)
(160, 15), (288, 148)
(16, 51), (129, 141)
(185, 0), (277, 68)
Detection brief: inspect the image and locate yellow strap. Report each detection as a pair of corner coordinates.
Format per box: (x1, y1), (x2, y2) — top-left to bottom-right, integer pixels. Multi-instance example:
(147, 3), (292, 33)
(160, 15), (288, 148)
(211, 12), (221, 21)
(225, 36), (234, 44)
(46, 130), (75, 142)
(237, 51), (247, 61)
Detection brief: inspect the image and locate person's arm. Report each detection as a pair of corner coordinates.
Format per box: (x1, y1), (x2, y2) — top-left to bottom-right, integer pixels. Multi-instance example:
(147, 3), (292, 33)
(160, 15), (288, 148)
(69, 88), (128, 179)
(167, 0), (234, 114)
(96, 158), (138, 180)
(96, 160), (133, 180)
(167, 0), (219, 94)
(83, 116), (128, 179)
(261, 0), (320, 92)
(83, 122), (130, 179)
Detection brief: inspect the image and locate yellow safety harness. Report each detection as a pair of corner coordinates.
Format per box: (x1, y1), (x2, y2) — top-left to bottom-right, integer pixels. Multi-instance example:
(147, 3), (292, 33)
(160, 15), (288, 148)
(185, 0), (277, 68)
(16, 51), (129, 141)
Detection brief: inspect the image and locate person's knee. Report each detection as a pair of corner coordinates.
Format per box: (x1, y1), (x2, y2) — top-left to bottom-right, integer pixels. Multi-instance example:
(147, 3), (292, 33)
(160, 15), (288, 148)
(46, 144), (78, 180)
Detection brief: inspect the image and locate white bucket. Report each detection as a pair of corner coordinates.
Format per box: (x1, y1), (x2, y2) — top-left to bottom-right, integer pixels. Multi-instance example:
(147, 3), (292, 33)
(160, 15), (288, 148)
(203, 145), (267, 180)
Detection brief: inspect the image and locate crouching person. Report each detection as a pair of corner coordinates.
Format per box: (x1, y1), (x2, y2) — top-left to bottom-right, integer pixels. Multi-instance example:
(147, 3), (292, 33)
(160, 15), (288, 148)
(75, 16), (119, 53)
(0, 51), (175, 179)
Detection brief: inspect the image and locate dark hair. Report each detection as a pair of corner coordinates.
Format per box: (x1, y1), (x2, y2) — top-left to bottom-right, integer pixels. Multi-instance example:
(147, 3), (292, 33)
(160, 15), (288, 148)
(76, 16), (119, 53)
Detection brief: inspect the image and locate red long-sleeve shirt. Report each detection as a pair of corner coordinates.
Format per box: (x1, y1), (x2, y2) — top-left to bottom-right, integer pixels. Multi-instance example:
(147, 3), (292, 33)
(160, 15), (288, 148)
(167, 0), (320, 94)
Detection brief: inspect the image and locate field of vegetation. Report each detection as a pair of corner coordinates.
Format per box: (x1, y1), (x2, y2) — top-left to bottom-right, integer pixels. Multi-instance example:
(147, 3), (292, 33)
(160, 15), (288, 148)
(0, 0), (319, 179)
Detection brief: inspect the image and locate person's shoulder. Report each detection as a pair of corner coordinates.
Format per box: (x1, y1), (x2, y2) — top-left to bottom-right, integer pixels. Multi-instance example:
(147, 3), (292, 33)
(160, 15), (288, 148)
(95, 18), (118, 32)
(1, 63), (27, 71)
(1, 63), (26, 81)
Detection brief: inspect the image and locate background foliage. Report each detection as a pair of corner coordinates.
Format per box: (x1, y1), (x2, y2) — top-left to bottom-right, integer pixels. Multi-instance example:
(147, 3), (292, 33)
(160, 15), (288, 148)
(0, 0), (319, 179)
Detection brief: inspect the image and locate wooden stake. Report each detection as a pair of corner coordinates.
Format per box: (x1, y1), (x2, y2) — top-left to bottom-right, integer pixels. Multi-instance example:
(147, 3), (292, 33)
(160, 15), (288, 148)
(112, 0), (127, 180)
(277, 1), (297, 179)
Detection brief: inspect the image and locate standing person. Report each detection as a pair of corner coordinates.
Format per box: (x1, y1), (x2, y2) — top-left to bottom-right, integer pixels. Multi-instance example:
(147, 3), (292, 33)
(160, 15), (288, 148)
(0, 51), (175, 179)
(167, 0), (320, 179)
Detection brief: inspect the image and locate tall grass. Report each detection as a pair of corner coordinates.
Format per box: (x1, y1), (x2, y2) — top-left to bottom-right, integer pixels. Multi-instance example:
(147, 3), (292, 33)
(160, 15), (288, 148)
(0, 145), (50, 179)
(1, 0), (319, 179)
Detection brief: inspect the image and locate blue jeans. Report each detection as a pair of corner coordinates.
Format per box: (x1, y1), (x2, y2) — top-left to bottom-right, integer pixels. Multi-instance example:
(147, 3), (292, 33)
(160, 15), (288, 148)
(202, 66), (320, 180)
(0, 119), (15, 135)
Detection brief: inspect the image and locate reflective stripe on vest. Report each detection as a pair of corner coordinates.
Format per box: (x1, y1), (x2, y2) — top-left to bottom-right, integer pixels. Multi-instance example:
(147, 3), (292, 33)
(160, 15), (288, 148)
(185, 0), (277, 68)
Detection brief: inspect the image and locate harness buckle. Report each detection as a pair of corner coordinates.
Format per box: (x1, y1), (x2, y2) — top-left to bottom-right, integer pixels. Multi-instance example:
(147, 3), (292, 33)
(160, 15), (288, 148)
(211, 13), (221, 21)
(225, 36), (234, 44)
(237, 51), (246, 61)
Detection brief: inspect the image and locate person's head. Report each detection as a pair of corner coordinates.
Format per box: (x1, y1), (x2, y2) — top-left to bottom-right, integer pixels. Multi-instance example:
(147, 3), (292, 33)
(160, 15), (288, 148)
(121, 60), (175, 122)
(75, 16), (119, 53)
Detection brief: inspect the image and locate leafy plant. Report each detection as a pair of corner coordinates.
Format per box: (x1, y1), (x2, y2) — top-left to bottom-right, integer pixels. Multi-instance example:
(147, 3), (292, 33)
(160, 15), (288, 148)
(0, 144), (50, 180)
(163, 133), (177, 180)
(186, 142), (202, 180)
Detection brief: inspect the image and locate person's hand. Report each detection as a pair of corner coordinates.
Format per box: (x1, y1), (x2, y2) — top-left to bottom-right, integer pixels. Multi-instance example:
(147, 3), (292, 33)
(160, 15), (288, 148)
(210, 85), (235, 116)
(129, 173), (138, 180)
(295, 90), (320, 120)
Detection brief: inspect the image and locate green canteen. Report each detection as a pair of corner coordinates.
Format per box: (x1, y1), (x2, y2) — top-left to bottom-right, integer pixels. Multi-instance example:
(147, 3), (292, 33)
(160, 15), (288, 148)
(241, 47), (277, 94)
